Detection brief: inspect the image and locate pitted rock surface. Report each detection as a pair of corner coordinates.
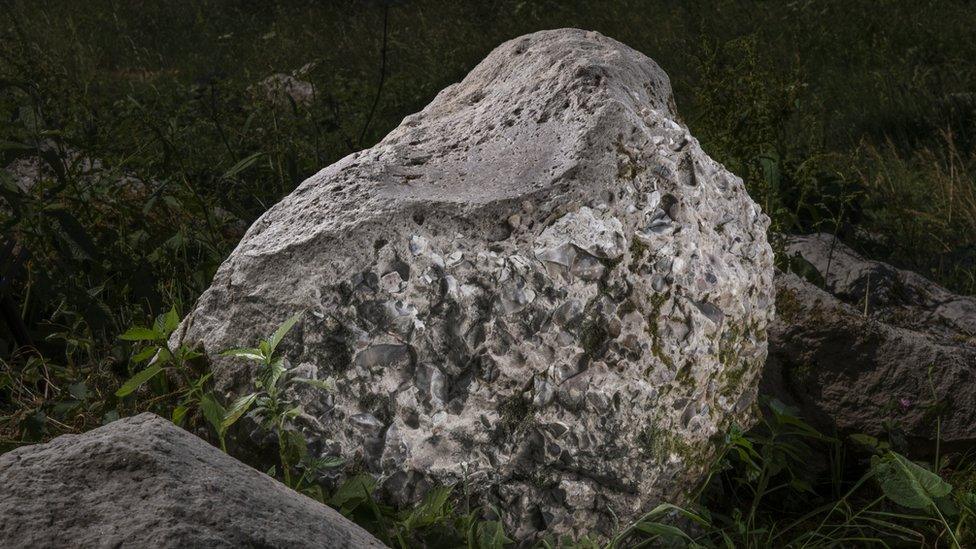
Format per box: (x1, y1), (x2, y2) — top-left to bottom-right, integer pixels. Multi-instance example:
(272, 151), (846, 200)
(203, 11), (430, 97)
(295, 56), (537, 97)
(178, 29), (774, 538)
(0, 413), (384, 548)
(765, 234), (976, 445)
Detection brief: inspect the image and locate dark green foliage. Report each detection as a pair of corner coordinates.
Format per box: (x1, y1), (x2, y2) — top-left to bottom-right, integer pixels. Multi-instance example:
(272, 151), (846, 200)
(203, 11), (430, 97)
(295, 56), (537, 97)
(329, 474), (513, 549)
(609, 400), (976, 548)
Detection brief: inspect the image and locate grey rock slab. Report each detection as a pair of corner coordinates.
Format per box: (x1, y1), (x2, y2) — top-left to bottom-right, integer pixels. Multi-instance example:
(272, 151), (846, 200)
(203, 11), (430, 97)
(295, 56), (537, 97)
(177, 28), (774, 539)
(765, 234), (976, 445)
(0, 413), (384, 549)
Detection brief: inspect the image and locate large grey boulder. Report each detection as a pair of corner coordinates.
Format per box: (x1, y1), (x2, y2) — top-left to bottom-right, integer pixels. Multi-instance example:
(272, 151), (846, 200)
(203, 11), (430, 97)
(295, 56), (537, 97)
(177, 29), (774, 538)
(0, 413), (384, 548)
(765, 234), (976, 445)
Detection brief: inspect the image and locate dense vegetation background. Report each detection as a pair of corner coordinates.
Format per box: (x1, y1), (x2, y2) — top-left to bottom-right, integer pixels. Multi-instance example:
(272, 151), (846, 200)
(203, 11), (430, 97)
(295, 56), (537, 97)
(2, 1), (975, 546)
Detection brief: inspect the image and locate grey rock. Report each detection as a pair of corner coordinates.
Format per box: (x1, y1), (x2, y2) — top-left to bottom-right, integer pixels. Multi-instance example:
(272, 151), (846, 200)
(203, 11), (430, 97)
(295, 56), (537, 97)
(177, 29), (774, 539)
(255, 73), (315, 107)
(765, 233), (976, 444)
(1, 144), (150, 203)
(4, 156), (48, 193)
(0, 413), (384, 549)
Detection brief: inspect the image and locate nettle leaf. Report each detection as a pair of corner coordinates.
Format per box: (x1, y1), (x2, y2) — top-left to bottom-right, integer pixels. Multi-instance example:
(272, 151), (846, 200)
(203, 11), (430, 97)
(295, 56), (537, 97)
(281, 429), (308, 465)
(263, 360), (286, 390)
(177, 347), (203, 362)
(314, 456), (346, 469)
(873, 451), (952, 509)
(402, 485), (453, 531)
(152, 347), (174, 366)
(283, 405), (303, 421)
(476, 521), (512, 549)
(159, 306), (180, 336)
(268, 312), (302, 354)
(119, 326), (162, 342)
(221, 393), (258, 432)
(152, 307), (180, 337)
(172, 405), (189, 426)
(200, 393), (226, 434)
(330, 474), (377, 513)
(115, 363), (164, 397)
(221, 348), (265, 361)
(131, 345), (159, 363)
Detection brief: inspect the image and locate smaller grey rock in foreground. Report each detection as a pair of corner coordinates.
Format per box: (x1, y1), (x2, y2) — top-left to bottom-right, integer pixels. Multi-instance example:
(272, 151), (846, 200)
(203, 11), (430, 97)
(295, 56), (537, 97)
(765, 234), (976, 445)
(0, 413), (385, 549)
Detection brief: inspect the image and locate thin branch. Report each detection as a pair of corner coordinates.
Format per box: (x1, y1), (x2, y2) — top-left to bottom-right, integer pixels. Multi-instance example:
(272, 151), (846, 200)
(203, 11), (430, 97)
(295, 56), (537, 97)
(358, 3), (390, 148)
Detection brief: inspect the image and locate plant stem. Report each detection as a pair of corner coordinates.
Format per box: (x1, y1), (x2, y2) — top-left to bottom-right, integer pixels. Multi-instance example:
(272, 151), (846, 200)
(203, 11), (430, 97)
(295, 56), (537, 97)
(278, 429), (291, 487)
(933, 503), (962, 548)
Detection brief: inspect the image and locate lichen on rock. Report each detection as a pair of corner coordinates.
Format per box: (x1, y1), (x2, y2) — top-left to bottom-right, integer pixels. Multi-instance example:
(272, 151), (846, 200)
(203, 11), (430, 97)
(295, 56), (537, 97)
(177, 28), (774, 539)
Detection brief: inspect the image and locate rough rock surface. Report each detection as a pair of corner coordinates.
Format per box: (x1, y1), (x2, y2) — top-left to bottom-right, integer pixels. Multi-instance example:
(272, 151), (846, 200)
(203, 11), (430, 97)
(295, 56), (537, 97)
(765, 234), (976, 445)
(0, 413), (384, 548)
(256, 73), (315, 107)
(178, 29), (774, 538)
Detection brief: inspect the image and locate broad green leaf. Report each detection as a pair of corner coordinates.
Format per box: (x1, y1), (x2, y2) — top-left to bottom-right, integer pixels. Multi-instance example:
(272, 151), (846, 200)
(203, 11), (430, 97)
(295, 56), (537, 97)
(163, 308), (180, 334)
(151, 346), (173, 366)
(220, 393), (257, 432)
(67, 382), (88, 401)
(268, 312), (302, 354)
(280, 429), (308, 466)
(119, 326), (161, 342)
(172, 405), (188, 426)
(283, 405), (303, 421)
(402, 485), (453, 531)
(131, 345), (159, 363)
(189, 372), (213, 391)
(200, 393), (226, 434)
(262, 359), (286, 390)
(313, 456), (346, 469)
(873, 451), (952, 509)
(635, 521), (693, 542)
(221, 348), (265, 361)
(294, 377), (335, 391)
(177, 348), (203, 361)
(330, 474), (377, 512)
(154, 306), (180, 336)
(303, 484), (326, 503)
(115, 363), (163, 397)
(476, 521), (512, 549)
(850, 433), (889, 453)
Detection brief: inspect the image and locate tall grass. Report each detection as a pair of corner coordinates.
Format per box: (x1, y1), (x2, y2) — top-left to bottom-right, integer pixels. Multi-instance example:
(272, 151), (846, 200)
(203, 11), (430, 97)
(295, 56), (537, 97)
(856, 133), (976, 293)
